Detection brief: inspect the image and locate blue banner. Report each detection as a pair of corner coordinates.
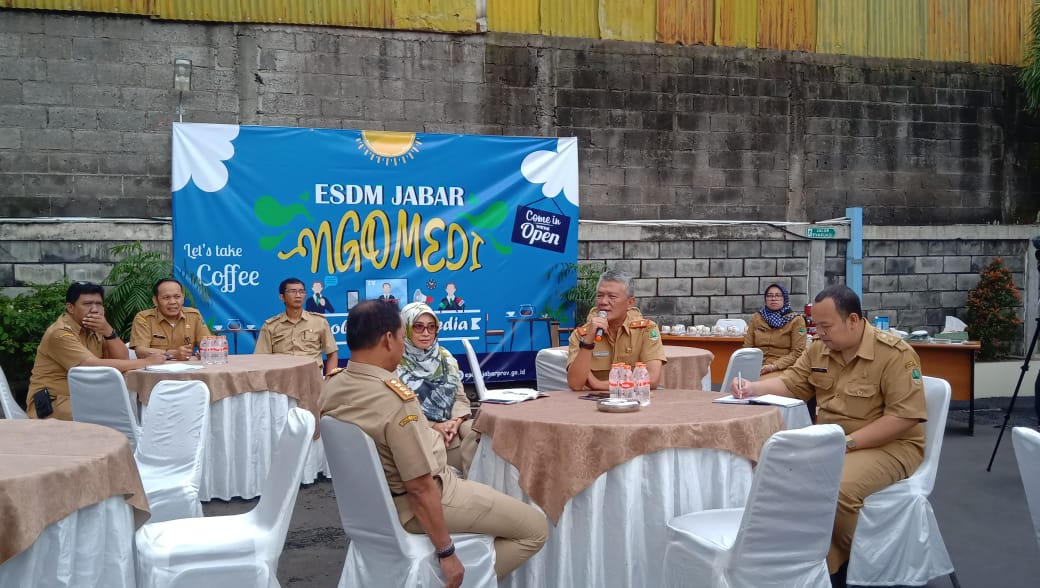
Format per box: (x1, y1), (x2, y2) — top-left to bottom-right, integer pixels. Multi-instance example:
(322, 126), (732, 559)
(171, 123), (579, 381)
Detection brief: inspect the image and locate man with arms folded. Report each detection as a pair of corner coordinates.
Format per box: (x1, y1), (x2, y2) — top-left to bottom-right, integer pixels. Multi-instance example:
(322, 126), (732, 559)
(130, 278), (211, 361)
(566, 269), (667, 392)
(28, 281), (166, 419)
(255, 277), (338, 375)
(731, 285), (927, 586)
(321, 300), (547, 586)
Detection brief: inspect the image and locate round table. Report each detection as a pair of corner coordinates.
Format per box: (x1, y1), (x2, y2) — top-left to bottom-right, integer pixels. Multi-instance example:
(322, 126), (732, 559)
(0, 420), (149, 587)
(469, 391), (784, 587)
(124, 354), (327, 500)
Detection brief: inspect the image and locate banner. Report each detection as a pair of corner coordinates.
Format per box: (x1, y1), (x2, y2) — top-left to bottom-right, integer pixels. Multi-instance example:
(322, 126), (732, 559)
(171, 123), (579, 381)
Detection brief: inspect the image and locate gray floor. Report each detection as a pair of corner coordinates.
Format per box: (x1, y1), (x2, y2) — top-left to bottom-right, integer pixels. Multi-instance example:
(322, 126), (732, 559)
(203, 397), (1040, 587)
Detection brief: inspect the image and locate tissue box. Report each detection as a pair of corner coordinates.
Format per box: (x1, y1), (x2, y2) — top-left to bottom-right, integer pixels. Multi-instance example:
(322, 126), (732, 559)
(934, 331), (969, 342)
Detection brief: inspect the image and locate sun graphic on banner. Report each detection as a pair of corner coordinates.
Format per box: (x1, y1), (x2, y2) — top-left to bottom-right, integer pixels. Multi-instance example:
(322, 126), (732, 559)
(356, 131), (422, 166)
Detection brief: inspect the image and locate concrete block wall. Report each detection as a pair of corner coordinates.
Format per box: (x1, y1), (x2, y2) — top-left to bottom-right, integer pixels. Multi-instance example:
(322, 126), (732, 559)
(2, 10), (1039, 224)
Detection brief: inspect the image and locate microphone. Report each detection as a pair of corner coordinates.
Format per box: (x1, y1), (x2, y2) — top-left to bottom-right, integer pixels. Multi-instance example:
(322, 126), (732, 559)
(595, 310), (607, 342)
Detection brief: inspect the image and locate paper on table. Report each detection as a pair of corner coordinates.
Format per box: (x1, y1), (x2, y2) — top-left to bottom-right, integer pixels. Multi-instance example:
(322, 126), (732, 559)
(480, 388), (548, 405)
(713, 394), (804, 408)
(143, 363), (205, 373)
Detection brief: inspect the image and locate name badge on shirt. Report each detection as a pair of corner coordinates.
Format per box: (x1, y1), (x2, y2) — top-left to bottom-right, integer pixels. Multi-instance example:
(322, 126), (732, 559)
(811, 367), (828, 372)
(593, 351), (609, 357)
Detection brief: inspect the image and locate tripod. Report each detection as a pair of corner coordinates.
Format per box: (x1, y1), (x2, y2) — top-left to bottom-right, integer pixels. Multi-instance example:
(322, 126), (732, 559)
(987, 236), (1040, 471)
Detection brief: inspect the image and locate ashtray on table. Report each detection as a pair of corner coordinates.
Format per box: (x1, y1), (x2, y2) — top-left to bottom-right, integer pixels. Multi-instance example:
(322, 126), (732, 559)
(597, 398), (641, 413)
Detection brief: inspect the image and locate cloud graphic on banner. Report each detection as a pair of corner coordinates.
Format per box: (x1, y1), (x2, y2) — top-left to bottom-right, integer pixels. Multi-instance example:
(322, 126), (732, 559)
(520, 137), (579, 206)
(172, 123), (240, 192)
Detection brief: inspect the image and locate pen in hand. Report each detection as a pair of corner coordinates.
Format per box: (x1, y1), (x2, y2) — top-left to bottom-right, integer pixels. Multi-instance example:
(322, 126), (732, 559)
(735, 371), (744, 399)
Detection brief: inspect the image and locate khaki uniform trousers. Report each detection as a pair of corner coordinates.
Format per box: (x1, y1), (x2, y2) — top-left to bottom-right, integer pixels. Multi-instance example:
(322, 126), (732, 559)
(402, 477), (548, 580)
(829, 443), (918, 572)
(445, 420), (479, 477)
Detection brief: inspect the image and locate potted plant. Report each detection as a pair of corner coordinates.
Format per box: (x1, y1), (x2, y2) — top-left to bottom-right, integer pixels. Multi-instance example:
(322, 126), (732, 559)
(545, 261), (607, 325)
(0, 280), (70, 406)
(966, 257), (1023, 360)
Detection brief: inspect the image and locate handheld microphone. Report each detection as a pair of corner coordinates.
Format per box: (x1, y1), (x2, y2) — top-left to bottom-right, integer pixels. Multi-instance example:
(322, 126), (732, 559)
(595, 310), (607, 342)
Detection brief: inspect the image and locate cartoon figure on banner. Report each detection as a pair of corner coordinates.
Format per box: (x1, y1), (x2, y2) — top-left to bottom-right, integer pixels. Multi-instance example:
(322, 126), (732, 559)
(379, 282), (398, 306)
(439, 282), (465, 311)
(304, 280), (335, 314)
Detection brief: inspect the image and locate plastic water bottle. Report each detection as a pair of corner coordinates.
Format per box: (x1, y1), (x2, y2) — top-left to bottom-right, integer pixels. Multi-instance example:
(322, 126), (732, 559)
(608, 363), (620, 399)
(200, 336), (213, 365)
(218, 336), (229, 364)
(619, 364), (635, 400)
(634, 362), (651, 407)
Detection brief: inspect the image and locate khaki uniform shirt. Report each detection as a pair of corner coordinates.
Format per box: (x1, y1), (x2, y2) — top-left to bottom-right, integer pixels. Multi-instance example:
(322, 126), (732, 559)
(743, 313), (807, 370)
(781, 324), (927, 458)
(27, 313), (108, 419)
(255, 311), (337, 366)
(320, 361), (458, 524)
(129, 307), (210, 352)
(566, 308), (667, 381)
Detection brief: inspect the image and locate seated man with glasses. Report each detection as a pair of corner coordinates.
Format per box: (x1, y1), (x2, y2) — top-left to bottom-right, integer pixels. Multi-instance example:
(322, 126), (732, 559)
(28, 281), (166, 419)
(129, 278), (211, 361)
(255, 277), (338, 375)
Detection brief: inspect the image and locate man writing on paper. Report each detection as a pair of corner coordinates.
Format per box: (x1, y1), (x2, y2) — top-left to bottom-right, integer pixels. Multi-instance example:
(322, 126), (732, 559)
(255, 277), (338, 375)
(321, 300), (547, 586)
(130, 278), (211, 361)
(28, 281), (166, 420)
(731, 285), (926, 585)
(566, 269), (667, 392)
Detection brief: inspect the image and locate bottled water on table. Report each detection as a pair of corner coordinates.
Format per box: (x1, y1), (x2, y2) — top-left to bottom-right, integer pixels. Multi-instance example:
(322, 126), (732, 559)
(217, 336), (229, 364)
(608, 363), (621, 399)
(633, 362), (651, 407)
(200, 336), (214, 365)
(619, 364), (634, 400)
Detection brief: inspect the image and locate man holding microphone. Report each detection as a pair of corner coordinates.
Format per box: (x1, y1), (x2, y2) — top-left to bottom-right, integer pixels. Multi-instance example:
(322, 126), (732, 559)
(566, 269), (667, 392)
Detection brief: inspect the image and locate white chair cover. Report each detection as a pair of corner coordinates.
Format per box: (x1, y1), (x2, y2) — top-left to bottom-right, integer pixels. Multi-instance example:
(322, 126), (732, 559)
(663, 424), (846, 588)
(136, 380), (211, 524)
(135, 408), (315, 588)
(535, 347), (569, 392)
(69, 366), (142, 450)
(719, 347), (763, 394)
(321, 416), (497, 588)
(847, 376), (958, 586)
(1012, 426), (1040, 551)
(0, 364), (27, 419)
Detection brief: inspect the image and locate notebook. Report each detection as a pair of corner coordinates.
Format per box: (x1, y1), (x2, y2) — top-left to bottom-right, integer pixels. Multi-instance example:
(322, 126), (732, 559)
(712, 393), (804, 407)
(460, 340), (547, 404)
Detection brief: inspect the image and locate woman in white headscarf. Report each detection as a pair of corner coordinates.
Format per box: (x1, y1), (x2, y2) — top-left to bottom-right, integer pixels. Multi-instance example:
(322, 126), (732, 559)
(397, 302), (477, 475)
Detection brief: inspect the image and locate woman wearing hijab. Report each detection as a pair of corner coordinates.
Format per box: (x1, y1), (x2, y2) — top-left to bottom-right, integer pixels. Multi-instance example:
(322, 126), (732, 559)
(742, 283), (807, 378)
(397, 302), (478, 476)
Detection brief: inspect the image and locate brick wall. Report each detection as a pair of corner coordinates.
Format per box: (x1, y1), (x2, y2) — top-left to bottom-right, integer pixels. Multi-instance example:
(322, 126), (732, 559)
(2, 10), (1039, 224)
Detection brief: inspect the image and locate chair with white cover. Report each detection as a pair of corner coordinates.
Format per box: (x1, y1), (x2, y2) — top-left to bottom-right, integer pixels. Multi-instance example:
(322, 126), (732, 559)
(135, 380), (211, 524)
(1012, 426), (1040, 551)
(322, 415), (496, 588)
(135, 408), (315, 588)
(719, 347), (763, 394)
(846, 376), (960, 587)
(69, 366), (142, 450)
(715, 318), (748, 334)
(0, 364), (28, 419)
(663, 424), (847, 587)
(535, 347), (569, 392)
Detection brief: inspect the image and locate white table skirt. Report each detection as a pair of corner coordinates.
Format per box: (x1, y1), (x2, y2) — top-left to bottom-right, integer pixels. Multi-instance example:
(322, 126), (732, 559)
(469, 437), (755, 588)
(154, 390), (327, 501)
(0, 495), (135, 588)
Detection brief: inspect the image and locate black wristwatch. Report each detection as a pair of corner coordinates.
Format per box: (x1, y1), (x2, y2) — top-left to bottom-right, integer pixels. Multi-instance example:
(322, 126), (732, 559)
(104, 329), (120, 340)
(578, 340), (595, 350)
(435, 541), (456, 559)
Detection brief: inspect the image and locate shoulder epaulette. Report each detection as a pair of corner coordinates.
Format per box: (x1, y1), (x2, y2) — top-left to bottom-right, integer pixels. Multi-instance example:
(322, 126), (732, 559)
(629, 319), (649, 329)
(384, 378), (416, 401)
(876, 330), (908, 349)
(262, 315), (280, 325)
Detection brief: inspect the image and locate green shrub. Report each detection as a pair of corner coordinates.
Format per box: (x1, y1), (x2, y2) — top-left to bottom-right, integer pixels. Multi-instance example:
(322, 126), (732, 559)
(0, 280), (70, 406)
(966, 257), (1023, 360)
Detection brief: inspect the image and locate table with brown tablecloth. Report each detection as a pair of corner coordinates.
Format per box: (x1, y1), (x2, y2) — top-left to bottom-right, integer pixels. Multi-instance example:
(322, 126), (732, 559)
(0, 420), (148, 586)
(123, 354), (327, 500)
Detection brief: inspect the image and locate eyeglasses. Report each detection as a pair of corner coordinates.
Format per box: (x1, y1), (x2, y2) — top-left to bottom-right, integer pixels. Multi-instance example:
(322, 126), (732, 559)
(412, 323), (439, 334)
(765, 294), (784, 299)
(283, 289), (306, 295)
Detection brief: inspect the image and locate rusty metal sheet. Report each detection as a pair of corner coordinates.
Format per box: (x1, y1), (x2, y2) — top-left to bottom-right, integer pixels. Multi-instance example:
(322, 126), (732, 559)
(487, 0), (539, 34)
(656, 0), (713, 45)
(599, 0), (656, 42)
(3, 0), (149, 14)
(970, 0), (1030, 65)
(867, 0), (925, 60)
(540, 0), (599, 38)
(758, 0), (814, 52)
(926, 0), (969, 63)
(714, 0), (758, 48)
(816, 0), (867, 56)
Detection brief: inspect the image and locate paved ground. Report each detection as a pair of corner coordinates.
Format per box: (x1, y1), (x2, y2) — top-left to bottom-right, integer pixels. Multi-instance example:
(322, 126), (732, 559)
(203, 395), (1040, 587)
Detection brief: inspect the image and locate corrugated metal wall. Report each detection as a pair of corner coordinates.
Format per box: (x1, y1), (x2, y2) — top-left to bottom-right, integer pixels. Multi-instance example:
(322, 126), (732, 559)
(4, 0), (1034, 65)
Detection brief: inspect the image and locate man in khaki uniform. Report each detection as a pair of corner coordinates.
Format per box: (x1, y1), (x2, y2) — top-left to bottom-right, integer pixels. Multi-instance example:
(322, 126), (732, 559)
(731, 285), (927, 585)
(28, 281), (165, 420)
(567, 269), (667, 391)
(321, 301), (547, 586)
(130, 278), (210, 360)
(255, 277), (338, 374)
